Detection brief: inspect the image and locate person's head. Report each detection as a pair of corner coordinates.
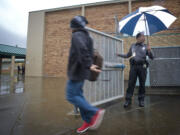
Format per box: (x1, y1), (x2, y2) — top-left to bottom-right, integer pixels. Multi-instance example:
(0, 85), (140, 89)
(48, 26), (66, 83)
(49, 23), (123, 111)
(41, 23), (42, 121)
(70, 16), (88, 31)
(136, 32), (145, 43)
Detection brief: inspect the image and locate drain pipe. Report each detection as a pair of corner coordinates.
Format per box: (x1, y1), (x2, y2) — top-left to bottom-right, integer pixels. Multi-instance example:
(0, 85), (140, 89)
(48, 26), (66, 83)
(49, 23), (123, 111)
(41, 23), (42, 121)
(128, 0), (132, 14)
(81, 5), (85, 16)
(114, 15), (120, 37)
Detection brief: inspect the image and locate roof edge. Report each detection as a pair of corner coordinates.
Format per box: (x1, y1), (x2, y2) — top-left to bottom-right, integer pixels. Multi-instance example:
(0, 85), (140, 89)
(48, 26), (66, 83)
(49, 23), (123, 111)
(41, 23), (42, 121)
(0, 44), (26, 49)
(29, 0), (137, 13)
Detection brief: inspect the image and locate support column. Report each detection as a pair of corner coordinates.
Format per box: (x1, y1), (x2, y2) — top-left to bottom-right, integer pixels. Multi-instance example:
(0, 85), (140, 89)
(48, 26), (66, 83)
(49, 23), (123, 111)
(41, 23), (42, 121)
(0, 58), (1, 94)
(128, 0), (132, 13)
(11, 56), (15, 77)
(24, 58), (26, 76)
(81, 5), (85, 16)
(0, 58), (2, 75)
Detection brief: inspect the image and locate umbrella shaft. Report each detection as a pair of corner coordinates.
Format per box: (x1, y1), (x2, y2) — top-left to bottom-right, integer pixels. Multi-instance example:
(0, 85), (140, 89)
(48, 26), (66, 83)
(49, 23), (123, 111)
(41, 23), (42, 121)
(144, 14), (149, 44)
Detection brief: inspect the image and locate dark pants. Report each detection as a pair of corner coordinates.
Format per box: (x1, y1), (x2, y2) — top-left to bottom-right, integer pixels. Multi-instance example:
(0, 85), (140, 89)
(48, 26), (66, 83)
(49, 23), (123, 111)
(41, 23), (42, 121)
(126, 64), (147, 102)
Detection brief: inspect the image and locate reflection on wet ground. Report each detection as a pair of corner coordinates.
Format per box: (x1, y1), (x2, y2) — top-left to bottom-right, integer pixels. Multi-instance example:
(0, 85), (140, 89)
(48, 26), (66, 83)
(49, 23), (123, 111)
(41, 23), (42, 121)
(0, 75), (24, 95)
(0, 76), (180, 135)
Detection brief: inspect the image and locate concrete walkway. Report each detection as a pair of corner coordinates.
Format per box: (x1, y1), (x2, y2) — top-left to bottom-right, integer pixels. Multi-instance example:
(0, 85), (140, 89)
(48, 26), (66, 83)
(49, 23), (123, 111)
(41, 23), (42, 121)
(0, 76), (180, 135)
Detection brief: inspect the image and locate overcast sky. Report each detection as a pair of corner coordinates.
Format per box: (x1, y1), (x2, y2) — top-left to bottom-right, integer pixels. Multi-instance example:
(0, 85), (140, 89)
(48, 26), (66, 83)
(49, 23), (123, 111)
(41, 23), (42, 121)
(0, 0), (110, 48)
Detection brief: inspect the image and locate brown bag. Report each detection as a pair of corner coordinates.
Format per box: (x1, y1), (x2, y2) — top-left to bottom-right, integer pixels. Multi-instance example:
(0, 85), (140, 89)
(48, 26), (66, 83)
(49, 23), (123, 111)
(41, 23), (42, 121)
(88, 50), (103, 81)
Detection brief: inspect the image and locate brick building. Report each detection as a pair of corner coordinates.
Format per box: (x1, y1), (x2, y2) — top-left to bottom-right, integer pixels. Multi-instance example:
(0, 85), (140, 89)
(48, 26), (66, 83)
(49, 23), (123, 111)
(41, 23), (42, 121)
(26, 0), (180, 80)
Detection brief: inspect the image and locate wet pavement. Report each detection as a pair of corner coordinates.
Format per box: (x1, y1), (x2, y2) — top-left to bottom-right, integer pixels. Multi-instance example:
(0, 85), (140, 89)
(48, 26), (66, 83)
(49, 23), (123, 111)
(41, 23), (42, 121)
(0, 75), (180, 135)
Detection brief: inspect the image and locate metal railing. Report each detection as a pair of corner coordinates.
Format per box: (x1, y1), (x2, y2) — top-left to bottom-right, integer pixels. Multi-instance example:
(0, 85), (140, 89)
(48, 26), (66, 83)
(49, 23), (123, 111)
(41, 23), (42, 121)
(83, 27), (124, 106)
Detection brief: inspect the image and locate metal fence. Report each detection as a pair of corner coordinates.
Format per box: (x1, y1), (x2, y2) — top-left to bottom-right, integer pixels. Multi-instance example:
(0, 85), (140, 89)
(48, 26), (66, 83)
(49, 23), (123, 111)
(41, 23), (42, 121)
(149, 46), (180, 86)
(84, 27), (124, 106)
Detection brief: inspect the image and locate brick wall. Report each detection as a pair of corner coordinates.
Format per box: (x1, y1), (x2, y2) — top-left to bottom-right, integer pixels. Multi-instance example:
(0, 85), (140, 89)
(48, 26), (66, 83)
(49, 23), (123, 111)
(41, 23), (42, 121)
(86, 2), (129, 32)
(44, 8), (81, 77)
(43, 0), (180, 78)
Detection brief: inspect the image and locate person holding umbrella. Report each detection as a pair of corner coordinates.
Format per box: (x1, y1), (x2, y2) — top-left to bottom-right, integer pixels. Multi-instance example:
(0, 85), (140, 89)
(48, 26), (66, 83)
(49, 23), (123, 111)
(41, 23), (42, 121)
(66, 16), (105, 133)
(117, 32), (154, 108)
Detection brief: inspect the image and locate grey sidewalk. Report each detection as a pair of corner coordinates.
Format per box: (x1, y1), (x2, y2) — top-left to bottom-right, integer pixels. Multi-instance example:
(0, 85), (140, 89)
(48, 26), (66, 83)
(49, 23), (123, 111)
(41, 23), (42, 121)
(0, 76), (180, 135)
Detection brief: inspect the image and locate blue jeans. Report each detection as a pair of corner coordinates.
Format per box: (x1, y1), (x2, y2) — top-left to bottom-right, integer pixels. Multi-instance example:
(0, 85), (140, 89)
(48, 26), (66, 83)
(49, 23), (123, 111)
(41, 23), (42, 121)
(66, 80), (98, 123)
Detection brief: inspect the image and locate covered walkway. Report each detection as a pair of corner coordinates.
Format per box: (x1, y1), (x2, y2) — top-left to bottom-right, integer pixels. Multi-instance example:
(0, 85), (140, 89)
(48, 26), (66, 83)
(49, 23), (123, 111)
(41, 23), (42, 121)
(0, 44), (26, 77)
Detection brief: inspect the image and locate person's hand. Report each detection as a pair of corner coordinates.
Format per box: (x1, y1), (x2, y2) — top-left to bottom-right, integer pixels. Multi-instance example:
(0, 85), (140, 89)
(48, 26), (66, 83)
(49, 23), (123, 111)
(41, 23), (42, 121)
(90, 64), (102, 73)
(147, 44), (151, 51)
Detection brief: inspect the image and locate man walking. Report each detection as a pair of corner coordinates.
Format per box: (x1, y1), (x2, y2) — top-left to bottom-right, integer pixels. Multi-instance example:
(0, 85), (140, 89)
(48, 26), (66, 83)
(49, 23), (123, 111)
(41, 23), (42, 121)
(117, 32), (154, 108)
(66, 16), (105, 133)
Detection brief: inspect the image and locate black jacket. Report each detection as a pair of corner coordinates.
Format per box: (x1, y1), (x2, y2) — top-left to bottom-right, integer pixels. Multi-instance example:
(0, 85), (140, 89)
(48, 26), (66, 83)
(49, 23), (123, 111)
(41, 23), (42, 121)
(67, 28), (93, 81)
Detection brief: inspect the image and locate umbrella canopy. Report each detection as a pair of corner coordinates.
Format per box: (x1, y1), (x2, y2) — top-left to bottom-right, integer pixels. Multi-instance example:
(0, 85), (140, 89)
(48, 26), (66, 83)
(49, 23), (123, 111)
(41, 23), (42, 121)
(119, 5), (177, 36)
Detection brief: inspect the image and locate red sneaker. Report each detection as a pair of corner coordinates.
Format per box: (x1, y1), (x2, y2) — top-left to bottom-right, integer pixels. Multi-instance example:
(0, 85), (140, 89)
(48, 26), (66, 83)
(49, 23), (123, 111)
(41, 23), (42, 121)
(90, 109), (105, 130)
(76, 122), (91, 133)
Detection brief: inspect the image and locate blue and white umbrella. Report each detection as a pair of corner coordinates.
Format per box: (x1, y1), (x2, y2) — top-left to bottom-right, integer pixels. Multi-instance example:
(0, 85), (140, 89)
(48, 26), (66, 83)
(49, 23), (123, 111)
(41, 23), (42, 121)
(119, 5), (177, 36)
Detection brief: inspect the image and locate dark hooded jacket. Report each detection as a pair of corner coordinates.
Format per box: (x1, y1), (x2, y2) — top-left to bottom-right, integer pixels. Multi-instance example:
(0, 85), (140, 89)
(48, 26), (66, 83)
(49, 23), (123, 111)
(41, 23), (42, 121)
(67, 28), (93, 81)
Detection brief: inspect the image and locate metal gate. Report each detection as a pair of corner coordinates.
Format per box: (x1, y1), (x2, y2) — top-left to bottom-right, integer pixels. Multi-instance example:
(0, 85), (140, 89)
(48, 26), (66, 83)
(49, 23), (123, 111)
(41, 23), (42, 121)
(149, 46), (180, 86)
(83, 27), (124, 106)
